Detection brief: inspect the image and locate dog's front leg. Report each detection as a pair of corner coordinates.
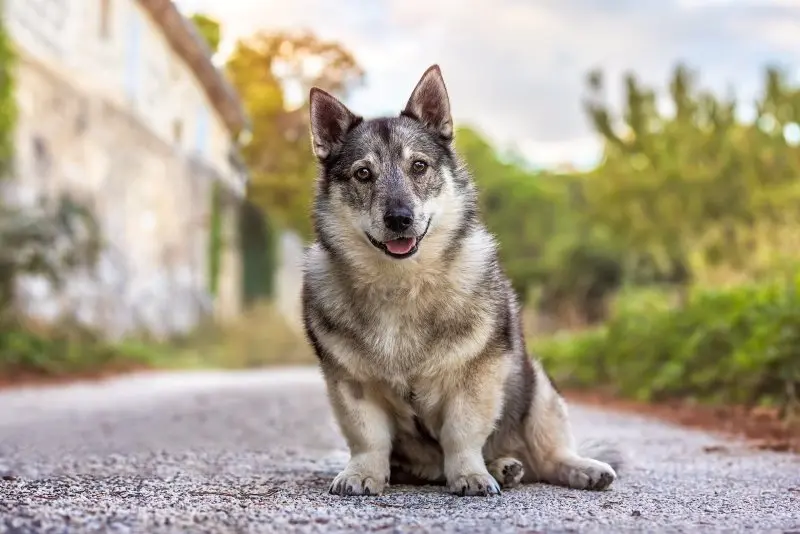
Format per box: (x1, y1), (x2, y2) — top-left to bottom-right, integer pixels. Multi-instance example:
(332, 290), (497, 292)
(326, 378), (393, 496)
(440, 352), (507, 497)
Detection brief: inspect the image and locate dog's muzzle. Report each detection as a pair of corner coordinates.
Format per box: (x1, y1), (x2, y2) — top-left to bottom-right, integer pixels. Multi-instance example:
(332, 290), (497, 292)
(366, 217), (432, 259)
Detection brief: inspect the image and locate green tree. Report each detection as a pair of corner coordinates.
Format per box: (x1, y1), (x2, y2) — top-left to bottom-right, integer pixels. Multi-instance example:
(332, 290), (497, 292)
(458, 63), (800, 320)
(190, 13), (222, 55)
(456, 126), (554, 295)
(455, 126), (622, 321)
(577, 62), (800, 298)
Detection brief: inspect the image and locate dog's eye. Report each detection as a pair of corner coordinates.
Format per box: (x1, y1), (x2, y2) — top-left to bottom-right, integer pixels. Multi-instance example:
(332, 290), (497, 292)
(412, 160), (428, 174)
(354, 167), (372, 181)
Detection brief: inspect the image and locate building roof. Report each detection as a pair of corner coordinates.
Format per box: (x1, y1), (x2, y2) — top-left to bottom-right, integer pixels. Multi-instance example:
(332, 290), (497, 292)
(136, 0), (249, 137)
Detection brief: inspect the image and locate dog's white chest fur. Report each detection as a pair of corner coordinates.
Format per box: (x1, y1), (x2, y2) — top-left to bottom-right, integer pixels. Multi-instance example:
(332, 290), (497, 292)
(305, 234), (497, 388)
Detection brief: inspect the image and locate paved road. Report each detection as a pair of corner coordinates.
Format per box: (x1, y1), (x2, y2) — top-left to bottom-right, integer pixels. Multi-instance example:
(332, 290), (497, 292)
(0, 368), (798, 533)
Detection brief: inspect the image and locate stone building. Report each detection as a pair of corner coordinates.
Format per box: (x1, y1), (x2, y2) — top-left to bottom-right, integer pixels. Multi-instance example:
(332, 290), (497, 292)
(2, 0), (250, 339)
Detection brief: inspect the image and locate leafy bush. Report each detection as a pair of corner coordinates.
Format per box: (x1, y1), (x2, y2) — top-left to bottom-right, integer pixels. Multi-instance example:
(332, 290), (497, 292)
(534, 276), (800, 415)
(0, 320), (163, 377)
(0, 194), (101, 307)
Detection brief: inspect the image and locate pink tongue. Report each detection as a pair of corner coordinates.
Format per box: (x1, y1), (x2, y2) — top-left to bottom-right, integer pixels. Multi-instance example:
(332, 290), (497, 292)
(385, 237), (416, 255)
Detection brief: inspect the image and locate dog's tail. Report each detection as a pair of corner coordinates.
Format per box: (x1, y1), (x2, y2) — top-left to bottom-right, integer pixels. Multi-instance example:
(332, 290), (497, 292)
(578, 438), (627, 476)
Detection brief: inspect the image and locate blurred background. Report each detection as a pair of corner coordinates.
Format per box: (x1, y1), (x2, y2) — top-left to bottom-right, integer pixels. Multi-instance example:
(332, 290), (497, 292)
(0, 1), (798, 437)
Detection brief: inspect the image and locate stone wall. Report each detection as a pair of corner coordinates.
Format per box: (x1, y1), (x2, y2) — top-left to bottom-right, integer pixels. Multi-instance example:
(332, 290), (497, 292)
(6, 57), (240, 340)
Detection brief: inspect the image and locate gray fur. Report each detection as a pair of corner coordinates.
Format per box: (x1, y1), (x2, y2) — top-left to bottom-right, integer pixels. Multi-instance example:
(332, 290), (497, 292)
(302, 65), (622, 497)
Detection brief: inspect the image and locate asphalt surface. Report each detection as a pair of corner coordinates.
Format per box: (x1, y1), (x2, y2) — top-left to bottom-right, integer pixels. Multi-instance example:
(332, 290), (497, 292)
(0, 368), (798, 534)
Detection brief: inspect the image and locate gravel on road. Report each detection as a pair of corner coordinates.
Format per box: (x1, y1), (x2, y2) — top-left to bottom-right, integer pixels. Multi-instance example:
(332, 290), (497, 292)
(0, 367), (798, 533)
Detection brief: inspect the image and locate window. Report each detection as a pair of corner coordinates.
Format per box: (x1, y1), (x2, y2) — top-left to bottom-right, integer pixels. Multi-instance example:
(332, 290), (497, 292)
(99, 0), (112, 39)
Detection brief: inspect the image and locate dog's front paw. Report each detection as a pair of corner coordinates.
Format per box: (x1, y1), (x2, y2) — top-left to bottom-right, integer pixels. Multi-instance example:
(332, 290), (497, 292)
(448, 471), (501, 497)
(563, 458), (616, 491)
(329, 469), (388, 496)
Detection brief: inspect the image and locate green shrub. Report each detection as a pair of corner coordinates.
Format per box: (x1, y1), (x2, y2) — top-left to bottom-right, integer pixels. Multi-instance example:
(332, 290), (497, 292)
(534, 276), (800, 413)
(0, 320), (164, 376)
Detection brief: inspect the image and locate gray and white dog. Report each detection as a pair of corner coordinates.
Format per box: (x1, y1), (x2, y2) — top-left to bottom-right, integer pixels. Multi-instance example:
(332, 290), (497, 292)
(302, 64), (621, 497)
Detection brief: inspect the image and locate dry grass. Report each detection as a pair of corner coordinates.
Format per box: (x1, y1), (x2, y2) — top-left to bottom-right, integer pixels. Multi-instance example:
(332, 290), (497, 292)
(174, 302), (315, 369)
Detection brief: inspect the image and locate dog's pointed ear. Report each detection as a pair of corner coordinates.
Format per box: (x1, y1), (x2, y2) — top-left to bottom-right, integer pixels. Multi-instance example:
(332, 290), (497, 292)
(402, 64), (453, 141)
(309, 87), (360, 161)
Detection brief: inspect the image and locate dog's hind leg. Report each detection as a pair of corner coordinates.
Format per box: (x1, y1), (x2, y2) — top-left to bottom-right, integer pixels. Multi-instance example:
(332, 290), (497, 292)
(487, 457), (524, 489)
(521, 361), (621, 491)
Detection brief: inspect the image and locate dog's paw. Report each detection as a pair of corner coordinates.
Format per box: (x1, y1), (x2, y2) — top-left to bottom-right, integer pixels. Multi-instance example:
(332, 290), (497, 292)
(329, 469), (388, 496)
(561, 458), (617, 491)
(488, 457), (524, 489)
(448, 472), (502, 496)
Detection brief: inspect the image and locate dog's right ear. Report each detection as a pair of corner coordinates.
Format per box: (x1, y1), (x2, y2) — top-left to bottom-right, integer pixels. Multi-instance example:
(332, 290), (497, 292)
(309, 88), (360, 162)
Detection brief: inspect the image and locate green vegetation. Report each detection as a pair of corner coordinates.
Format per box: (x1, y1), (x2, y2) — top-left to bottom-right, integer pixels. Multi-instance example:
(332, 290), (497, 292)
(0, 323), (162, 377)
(0, 309), (310, 379)
(240, 199), (277, 304)
(208, 181), (222, 297)
(170, 303), (313, 369)
(0, 301), (311, 380)
(190, 13), (222, 54)
(455, 127), (623, 318)
(455, 65), (800, 329)
(521, 66), (800, 418)
(535, 276), (800, 419)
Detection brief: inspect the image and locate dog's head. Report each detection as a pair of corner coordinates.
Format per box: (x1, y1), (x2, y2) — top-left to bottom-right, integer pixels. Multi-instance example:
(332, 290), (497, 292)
(308, 65), (475, 264)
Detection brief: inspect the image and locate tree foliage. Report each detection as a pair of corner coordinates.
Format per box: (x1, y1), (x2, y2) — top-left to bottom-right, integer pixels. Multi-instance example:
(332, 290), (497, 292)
(454, 126), (624, 325)
(453, 63), (800, 325)
(0, 195), (102, 313)
(225, 30), (364, 237)
(190, 13), (222, 55)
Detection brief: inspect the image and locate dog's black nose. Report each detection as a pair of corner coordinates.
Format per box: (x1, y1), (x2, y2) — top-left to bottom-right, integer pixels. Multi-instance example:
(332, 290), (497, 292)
(384, 207), (414, 232)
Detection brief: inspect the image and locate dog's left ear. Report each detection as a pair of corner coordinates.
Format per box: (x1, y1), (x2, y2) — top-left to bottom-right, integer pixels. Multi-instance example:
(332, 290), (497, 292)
(402, 64), (453, 141)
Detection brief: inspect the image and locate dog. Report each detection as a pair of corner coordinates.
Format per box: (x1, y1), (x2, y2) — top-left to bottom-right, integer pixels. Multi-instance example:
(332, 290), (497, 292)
(301, 64), (622, 497)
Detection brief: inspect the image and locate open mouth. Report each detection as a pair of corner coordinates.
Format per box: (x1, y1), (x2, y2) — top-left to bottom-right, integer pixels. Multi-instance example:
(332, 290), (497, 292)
(366, 218), (432, 259)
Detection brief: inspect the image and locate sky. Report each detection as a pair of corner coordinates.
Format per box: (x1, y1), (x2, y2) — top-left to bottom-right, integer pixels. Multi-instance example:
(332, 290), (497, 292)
(176, 0), (800, 170)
